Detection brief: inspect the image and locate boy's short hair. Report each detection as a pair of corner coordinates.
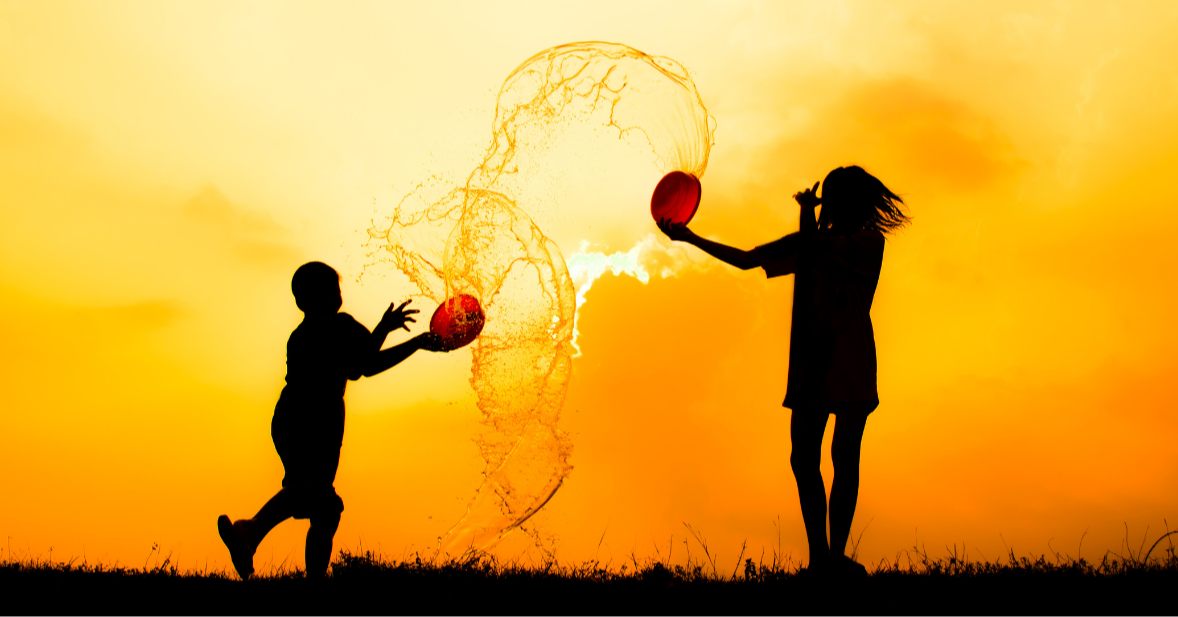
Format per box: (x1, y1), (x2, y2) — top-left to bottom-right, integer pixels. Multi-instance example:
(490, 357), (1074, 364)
(292, 262), (340, 311)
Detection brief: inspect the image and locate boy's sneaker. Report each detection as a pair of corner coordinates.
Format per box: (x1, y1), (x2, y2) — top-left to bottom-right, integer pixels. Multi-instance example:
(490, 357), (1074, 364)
(217, 515), (256, 579)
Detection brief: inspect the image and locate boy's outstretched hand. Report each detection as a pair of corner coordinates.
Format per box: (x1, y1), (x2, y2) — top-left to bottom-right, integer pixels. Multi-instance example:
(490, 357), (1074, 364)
(657, 218), (696, 243)
(379, 300), (419, 333)
(794, 181), (821, 209)
(416, 332), (451, 353)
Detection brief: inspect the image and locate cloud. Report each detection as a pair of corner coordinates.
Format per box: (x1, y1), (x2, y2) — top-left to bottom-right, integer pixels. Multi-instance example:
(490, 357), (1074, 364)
(76, 299), (184, 329)
(183, 184), (302, 268)
(184, 185), (284, 234)
(565, 234), (717, 354)
(755, 77), (1025, 195)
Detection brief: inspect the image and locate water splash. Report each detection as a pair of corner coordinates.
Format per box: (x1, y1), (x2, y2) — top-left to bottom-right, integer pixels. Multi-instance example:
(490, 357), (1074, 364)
(369, 42), (713, 552)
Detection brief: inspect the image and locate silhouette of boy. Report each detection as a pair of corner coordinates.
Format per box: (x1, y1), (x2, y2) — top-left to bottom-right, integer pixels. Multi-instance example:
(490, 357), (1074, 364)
(658, 166), (909, 576)
(218, 261), (447, 579)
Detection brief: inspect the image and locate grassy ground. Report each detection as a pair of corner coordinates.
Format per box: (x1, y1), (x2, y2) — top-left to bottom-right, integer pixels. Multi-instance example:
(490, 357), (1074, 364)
(3, 536), (1177, 615)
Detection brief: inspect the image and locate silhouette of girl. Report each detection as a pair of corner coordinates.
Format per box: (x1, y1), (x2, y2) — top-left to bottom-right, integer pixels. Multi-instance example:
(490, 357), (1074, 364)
(658, 165), (909, 575)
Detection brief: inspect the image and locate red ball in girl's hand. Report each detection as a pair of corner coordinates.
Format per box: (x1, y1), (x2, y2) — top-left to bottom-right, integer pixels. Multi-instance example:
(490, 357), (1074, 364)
(429, 294), (485, 350)
(650, 171), (702, 226)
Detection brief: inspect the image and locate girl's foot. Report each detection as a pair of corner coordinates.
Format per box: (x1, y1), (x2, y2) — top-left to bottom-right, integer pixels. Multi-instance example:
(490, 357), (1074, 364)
(832, 554), (868, 578)
(217, 515), (256, 579)
(796, 553), (830, 579)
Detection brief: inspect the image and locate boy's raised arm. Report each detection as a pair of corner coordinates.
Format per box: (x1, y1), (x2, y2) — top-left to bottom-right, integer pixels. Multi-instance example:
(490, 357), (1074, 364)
(359, 300), (450, 378)
(362, 333), (444, 377)
(370, 300), (417, 351)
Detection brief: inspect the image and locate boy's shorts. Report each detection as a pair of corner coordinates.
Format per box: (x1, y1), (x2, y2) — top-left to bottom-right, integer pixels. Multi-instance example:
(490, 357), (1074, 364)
(271, 397), (346, 520)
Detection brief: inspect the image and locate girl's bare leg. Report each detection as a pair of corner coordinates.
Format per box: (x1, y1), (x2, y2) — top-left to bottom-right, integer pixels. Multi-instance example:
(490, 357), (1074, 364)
(790, 410), (830, 568)
(829, 412), (868, 558)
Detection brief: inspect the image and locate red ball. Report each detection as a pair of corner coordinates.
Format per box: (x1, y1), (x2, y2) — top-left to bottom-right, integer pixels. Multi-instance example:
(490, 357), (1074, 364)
(429, 294), (486, 350)
(650, 171), (701, 226)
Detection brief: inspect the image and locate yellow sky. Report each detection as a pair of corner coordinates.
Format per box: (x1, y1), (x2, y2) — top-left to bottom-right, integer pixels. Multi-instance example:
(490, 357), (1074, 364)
(2, 1), (1177, 572)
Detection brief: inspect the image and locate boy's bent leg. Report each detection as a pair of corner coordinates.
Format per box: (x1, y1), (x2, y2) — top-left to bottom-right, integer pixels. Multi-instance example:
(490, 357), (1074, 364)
(829, 410), (868, 560)
(251, 488), (296, 539)
(218, 515), (257, 579)
(218, 489), (298, 580)
(790, 409), (830, 568)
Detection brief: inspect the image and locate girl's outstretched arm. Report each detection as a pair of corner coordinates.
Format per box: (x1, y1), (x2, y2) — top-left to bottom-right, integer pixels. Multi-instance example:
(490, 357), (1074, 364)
(656, 219), (759, 270)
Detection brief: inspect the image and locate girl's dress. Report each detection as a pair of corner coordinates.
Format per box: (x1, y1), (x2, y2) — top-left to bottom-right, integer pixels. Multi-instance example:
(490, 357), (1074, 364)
(753, 216), (884, 413)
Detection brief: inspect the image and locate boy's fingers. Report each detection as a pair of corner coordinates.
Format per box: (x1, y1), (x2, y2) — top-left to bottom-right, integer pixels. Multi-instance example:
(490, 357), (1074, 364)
(396, 299), (413, 312)
(403, 309), (420, 316)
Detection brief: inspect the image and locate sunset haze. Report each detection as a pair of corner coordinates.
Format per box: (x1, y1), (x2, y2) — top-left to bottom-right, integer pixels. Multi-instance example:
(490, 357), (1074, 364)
(2, 1), (1177, 573)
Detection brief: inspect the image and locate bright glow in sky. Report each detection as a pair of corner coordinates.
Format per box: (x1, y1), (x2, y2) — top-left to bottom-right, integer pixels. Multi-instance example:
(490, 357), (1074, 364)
(568, 241), (650, 355)
(2, 1), (1178, 573)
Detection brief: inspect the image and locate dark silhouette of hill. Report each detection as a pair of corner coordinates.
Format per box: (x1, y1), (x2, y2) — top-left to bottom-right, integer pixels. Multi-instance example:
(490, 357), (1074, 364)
(3, 543), (1176, 615)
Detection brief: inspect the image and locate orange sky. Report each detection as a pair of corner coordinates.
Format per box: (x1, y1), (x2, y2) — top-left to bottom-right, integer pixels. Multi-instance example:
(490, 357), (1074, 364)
(2, 1), (1177, 573)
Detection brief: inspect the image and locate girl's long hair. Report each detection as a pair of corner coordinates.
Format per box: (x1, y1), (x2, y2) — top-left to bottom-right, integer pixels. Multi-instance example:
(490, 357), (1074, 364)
(819, 165), (910, 234)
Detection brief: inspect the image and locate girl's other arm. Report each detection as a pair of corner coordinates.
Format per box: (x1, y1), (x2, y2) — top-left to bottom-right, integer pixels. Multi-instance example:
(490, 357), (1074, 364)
(796, 181), (819, 236)
(656, 219), (759, 270)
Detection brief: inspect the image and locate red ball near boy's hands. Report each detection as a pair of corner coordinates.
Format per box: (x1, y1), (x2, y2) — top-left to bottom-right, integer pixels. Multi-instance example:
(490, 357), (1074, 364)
(650, 171), (701, 227)
(429, 294), (486, 351)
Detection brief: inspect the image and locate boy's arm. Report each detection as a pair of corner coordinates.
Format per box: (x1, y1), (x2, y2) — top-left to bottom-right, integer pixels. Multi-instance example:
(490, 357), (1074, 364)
(362, 333), (447, 377)
(359, 300), (448, 378)
(370, 300), (418, 352)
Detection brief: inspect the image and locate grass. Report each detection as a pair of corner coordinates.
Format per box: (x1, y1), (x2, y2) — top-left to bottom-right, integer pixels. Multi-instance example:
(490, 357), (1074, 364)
(2, 526), (1176, 614)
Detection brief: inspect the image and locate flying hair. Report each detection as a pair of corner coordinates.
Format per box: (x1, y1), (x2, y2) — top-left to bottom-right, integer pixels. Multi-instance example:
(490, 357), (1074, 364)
(820, 165), (910, 235)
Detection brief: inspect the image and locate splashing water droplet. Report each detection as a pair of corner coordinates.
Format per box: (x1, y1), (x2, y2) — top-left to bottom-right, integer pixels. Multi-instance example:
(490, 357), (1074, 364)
(369, 41), (714, 552)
